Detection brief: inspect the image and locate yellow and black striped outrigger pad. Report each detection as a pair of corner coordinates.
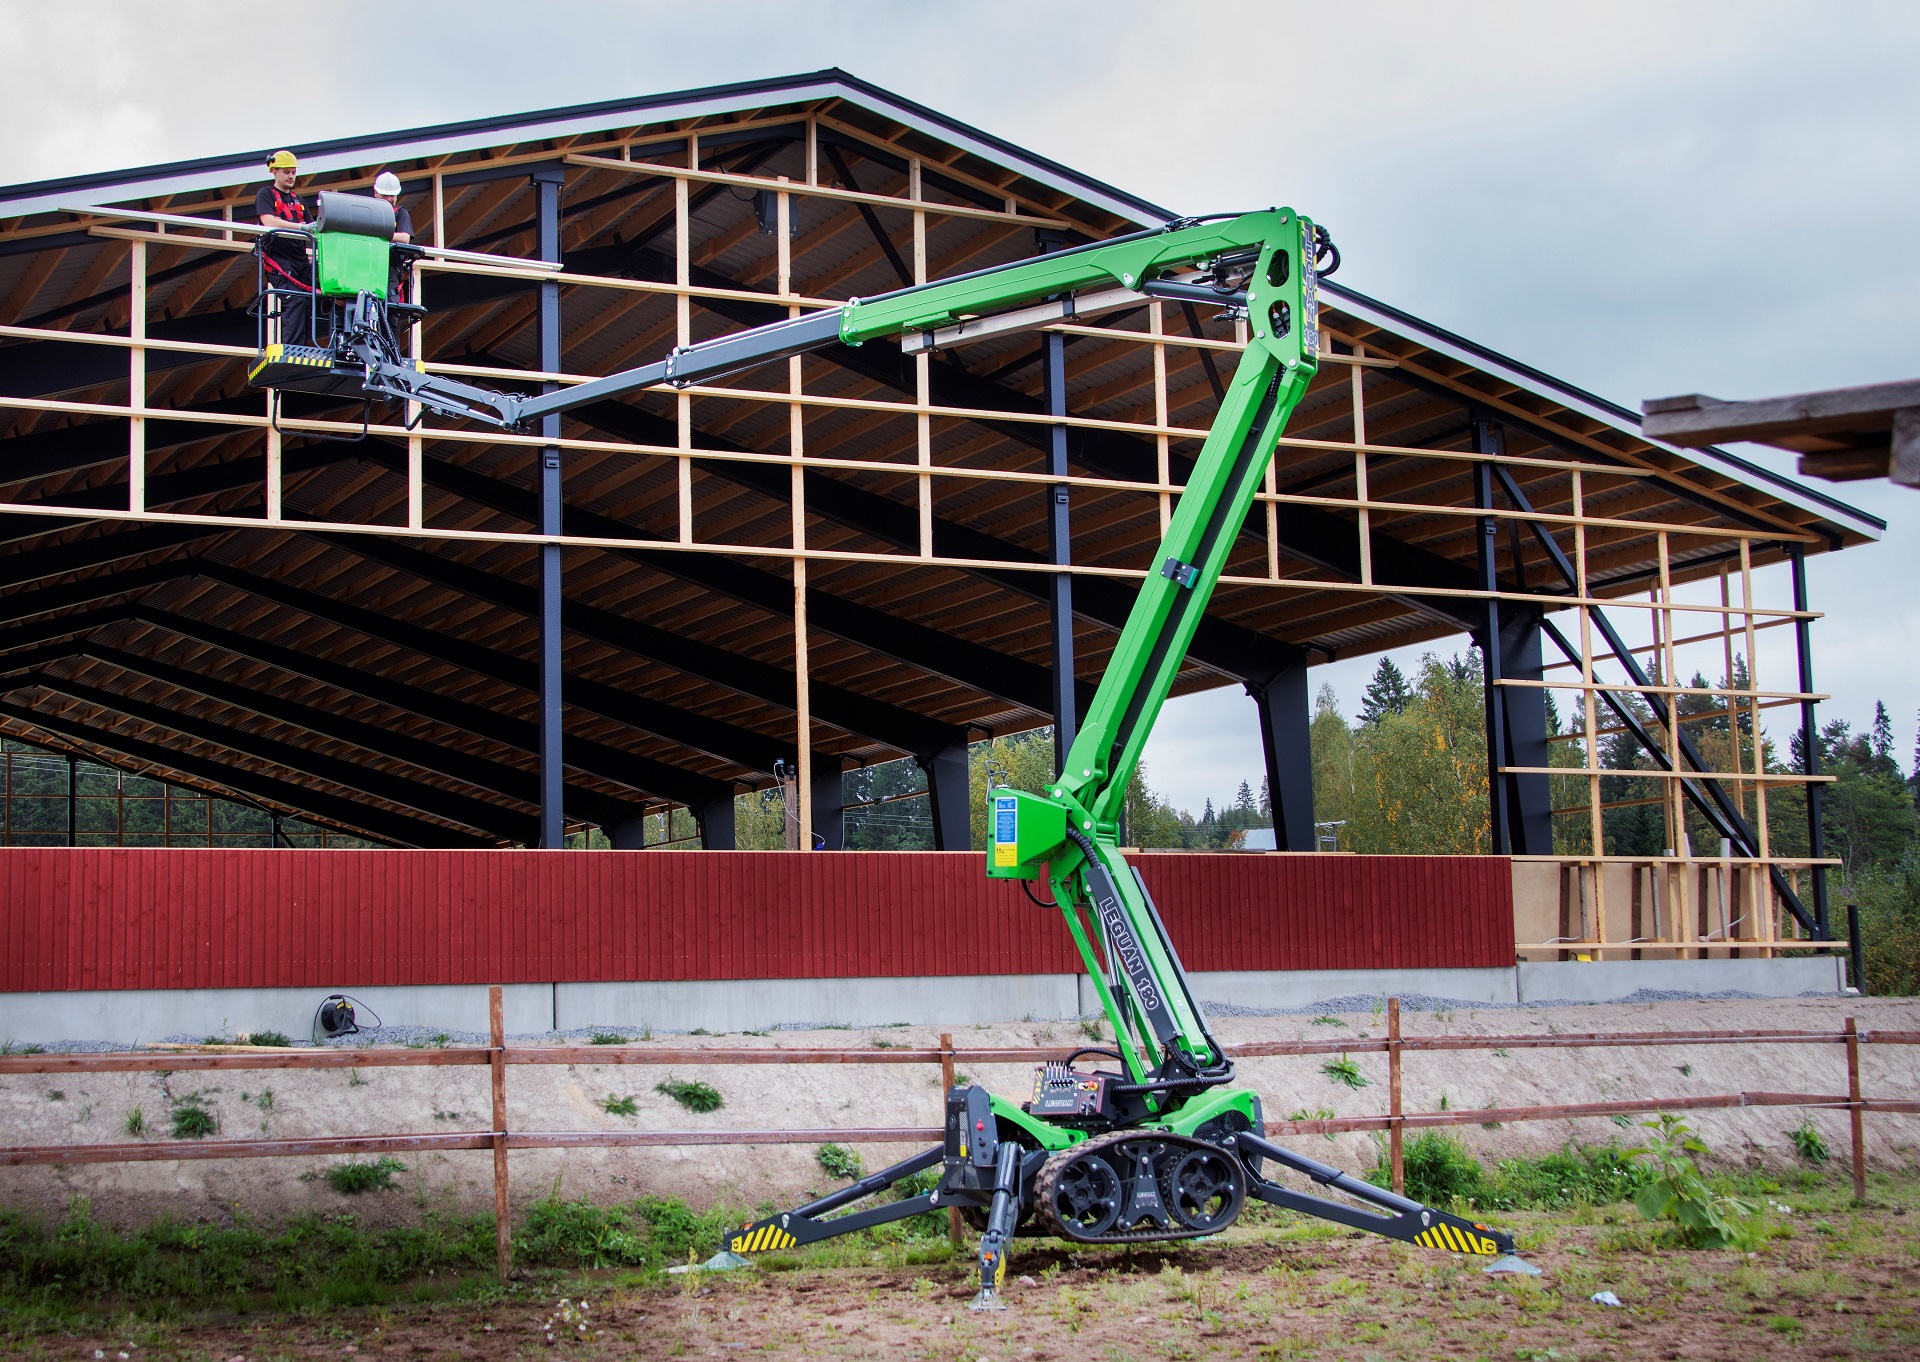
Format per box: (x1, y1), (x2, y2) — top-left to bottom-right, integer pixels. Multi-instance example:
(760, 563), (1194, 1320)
(726, 1218), (801, 1254)
(1413, 1215), (1502, 1255)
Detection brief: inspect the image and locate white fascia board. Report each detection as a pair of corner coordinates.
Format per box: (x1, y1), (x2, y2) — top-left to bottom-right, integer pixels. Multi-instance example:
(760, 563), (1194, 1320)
(1329, 288), (1884, 543)
(0, 79), (1163, 229)
(0, 83), (850, 220)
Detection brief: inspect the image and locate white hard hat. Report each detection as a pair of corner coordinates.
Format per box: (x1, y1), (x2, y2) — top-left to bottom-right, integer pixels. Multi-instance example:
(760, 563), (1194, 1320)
(373, 172), (403, 196)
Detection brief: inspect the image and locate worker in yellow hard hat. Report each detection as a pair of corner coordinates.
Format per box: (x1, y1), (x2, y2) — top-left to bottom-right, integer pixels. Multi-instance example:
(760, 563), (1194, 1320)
(254, 151), (317, 343)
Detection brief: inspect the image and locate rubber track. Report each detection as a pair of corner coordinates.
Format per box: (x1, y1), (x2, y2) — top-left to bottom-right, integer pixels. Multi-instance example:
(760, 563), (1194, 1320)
(1032, 1129), (1245, 1245)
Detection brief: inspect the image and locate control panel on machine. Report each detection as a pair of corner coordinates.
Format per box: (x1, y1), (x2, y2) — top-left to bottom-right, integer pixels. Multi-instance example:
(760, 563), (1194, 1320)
(1025, 1058), (1121, 1126)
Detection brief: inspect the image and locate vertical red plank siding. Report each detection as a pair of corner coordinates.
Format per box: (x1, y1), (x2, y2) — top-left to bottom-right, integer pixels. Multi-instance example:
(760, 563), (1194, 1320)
(0, 849), (1511, 990)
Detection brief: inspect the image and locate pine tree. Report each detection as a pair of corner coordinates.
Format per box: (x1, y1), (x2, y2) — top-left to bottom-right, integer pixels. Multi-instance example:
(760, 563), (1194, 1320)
(1871, 701), (1895, 765)
(1357, 657), (1412, 725)
(1234, 780), (1256, 812)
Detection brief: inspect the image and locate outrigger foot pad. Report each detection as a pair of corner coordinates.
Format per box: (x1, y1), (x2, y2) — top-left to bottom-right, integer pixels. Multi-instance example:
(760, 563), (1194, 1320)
(967, 1288), (1009, 1312)
(1483, 1254), (1542, 1276)
(667, 1250), (753, 1274)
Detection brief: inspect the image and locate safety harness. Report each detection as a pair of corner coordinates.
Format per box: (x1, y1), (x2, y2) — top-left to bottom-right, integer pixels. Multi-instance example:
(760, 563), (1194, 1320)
(260, 187), (313, 289)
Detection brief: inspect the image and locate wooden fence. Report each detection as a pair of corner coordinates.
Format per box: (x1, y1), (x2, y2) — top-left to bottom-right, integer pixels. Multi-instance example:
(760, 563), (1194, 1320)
(0, 988), (1913, 1281)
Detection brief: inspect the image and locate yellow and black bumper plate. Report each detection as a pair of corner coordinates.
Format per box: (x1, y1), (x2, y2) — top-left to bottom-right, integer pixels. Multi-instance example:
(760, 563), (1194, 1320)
(247, 344), (366, 397)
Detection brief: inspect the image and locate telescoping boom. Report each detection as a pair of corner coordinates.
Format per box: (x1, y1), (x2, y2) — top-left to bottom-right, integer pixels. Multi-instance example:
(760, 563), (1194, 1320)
(251, 207), (1539, 1306)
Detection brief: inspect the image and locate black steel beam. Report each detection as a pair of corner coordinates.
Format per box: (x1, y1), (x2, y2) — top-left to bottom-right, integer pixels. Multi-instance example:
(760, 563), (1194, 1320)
(10, 669), (536, 844)
(3, 637), (642, 831)
(0, 695), (486, 849)
(304, 531), (964, 759)
(135, 588), (731, 810)
(189, 563), (788, 782)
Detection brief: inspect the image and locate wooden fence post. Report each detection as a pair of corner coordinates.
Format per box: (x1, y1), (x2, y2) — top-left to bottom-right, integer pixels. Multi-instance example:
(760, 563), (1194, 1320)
(1387, 997), (1404, 1195)
(940, 1032), (962, 1245)
(490, 985), (512, 1281)
(1846, 1016), (1866, 1203)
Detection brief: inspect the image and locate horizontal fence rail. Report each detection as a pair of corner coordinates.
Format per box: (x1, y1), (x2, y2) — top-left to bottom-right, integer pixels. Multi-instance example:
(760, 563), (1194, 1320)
(0, 990), (1907, 1277)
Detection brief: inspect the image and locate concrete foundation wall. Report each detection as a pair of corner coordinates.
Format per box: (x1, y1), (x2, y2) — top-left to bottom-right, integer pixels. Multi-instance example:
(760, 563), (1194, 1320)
(0, 958), (1849, 1045)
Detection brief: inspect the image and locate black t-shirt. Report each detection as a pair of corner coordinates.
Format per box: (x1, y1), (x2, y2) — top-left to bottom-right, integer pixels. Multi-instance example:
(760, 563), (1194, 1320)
(392, 205), (414, 239)
(254, 185), (312, 262)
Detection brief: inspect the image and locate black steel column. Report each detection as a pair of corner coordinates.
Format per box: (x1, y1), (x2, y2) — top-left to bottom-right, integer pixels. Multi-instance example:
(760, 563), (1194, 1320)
(920, 744), (971, 851)
(1037, 231), (1076, 777)
(1248, 664), (1313, 850)
(1791, 546), (1829, 935)
(1471, 418), (1511, 854)
(695, 793), (736, 851)
(811, 769), (845, 850)
(1043, 332), (1074, 775)
(533, 166), (566, 849)
(1500, 606), (1554, 854)
(66, 753), (75, 847)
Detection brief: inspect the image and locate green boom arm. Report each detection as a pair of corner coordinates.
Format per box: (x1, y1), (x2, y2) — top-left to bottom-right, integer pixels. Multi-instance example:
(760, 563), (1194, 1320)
(263, 210), (1325, 1093)
(979, 211), (1322, 1092)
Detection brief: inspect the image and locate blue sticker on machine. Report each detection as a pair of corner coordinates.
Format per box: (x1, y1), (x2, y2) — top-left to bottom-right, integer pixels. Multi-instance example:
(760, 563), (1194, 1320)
(994, 796), (1016, 844)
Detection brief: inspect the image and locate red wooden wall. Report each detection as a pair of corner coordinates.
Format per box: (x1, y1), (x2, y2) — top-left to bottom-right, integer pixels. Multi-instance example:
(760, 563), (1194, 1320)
(0, 849), (1513, 991)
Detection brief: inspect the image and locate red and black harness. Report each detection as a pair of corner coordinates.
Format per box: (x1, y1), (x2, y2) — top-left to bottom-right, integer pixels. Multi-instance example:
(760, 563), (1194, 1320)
(260, 187), (313, 290)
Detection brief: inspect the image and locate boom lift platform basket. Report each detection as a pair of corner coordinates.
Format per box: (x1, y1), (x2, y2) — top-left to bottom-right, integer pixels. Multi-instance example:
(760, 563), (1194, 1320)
(249, 204), (1539, 1306)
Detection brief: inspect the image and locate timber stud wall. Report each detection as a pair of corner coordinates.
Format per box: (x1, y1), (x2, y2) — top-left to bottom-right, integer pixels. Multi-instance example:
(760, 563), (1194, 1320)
(0, 86), (1873, 961)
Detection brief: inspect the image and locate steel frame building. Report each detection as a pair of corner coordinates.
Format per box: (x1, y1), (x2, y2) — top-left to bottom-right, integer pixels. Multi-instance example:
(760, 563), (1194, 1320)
(0, 70), (1882, 961)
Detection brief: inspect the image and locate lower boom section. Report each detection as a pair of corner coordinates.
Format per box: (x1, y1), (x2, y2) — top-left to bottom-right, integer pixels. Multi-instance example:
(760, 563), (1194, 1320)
(710, 1084), (1539, 1306)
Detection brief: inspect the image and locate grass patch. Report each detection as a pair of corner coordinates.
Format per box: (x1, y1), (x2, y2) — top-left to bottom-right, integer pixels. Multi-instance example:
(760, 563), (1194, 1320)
(600, 1094), (638, 1117)
(245, 1030), (291, 1047)
(816, 1143), (864, 1181)
(317, 1157), (407, 1195)
(122, 1108), (146, 1138)
(1367, 1131), (1651, 1212)
(168, 1094), (218, 1140)
(588, 1031), (627, 1045)
(654, 1077), (722, 1114)
(1319, 1055), (1369, 1089)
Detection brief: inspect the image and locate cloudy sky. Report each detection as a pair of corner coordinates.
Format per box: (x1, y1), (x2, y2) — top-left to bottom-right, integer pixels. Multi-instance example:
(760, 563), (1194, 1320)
(2, 1), (1913, 814)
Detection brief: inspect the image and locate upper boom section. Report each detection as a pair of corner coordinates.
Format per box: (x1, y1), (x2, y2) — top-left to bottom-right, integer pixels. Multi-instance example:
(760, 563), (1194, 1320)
(298, 211), (1316, 434)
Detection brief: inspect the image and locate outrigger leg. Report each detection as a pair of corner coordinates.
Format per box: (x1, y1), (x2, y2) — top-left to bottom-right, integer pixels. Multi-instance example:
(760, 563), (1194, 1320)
(719, 1145), (945, 1261)
(1225, 1131), (1540, 1275)
(969, 1140), (1025, 1312)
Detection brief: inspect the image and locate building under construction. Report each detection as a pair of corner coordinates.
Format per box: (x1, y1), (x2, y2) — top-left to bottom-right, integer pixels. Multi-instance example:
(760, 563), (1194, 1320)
(0, 71), (1879, 1035)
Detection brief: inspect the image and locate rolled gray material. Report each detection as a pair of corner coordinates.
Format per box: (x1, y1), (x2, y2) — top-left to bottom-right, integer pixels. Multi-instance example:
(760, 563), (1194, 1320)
(314, 191), (397, 239)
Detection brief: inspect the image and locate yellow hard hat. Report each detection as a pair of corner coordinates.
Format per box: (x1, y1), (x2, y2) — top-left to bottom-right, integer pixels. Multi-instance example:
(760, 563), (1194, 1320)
(266, 150), (298, 171)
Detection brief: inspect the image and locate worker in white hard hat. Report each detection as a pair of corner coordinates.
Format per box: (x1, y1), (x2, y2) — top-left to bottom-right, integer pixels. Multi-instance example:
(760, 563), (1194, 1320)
(372, 172), (413, 243)
(371, 171), (415, 305)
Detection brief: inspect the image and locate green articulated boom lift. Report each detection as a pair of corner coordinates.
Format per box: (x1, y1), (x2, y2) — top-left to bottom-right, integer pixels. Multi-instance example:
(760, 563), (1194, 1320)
(249, 203), (1538, 1307)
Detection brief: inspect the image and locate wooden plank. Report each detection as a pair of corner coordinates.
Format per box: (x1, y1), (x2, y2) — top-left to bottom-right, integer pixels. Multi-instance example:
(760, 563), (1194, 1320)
(0, 1132), (492, 1166)
(1643, 381), (1920, 445)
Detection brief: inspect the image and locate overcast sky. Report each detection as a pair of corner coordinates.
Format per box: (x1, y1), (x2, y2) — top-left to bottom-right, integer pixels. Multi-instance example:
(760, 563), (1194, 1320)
(2, 1), (1913, 814)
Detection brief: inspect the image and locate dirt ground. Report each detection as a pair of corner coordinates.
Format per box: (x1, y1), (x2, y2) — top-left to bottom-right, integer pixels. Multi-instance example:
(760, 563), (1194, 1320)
(2, 995), (1915, 1230)
(12, 1187), (1920, 1361)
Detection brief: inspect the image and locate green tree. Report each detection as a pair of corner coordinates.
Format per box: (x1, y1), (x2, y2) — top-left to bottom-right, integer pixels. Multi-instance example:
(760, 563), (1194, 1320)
(1357, 657), (1413, 725)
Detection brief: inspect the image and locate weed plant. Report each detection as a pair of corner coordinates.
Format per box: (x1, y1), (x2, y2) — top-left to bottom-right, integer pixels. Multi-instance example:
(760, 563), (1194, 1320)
(600, 1094), (638, 1117)
(817, 1143), (864, 1181)
(246, 1030), (292, 1047)
(1319, 1055), (1369, 1089)
(654, 1077), (722, 1114)
(317, 1157), (407, 1195)
(589, 1032), (626, 1046)
(168, 1094), (218, 1140)
(1790, 1120), (1831, 1165)
(122, 1108), (146, 1138)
